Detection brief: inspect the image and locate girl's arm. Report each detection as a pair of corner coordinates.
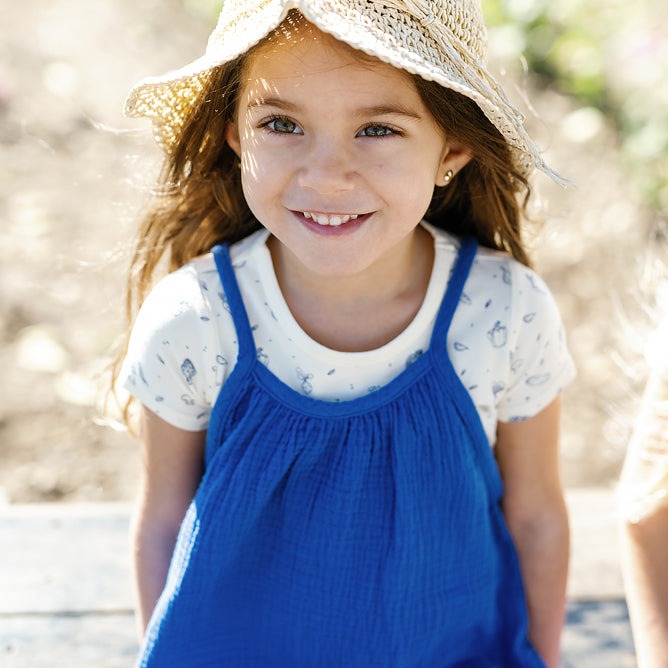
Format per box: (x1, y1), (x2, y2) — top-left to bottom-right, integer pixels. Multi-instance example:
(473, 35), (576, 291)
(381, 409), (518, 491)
(495, 398), (569, 668)
(132, 406), (206, 634)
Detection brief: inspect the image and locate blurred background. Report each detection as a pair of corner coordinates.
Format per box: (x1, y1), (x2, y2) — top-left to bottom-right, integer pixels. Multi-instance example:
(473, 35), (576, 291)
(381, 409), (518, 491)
(0, 0), (666, 503)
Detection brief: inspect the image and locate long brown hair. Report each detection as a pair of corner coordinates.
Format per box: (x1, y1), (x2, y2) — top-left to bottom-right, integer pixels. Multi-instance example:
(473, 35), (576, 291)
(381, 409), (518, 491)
(415, 76), (532, 267)
(110, 19), (534, 419)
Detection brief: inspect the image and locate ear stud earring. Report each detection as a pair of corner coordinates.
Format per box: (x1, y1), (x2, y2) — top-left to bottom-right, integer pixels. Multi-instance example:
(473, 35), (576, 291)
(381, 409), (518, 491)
(443, 169), (454, 184)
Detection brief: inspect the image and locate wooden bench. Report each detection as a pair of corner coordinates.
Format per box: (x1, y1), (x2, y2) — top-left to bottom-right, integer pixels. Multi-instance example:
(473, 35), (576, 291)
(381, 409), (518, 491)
(0, 489), (636, 667)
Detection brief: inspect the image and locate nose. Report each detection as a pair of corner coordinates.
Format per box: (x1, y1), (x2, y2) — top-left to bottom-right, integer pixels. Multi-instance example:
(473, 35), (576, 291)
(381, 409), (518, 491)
(297, 136), (355, 194)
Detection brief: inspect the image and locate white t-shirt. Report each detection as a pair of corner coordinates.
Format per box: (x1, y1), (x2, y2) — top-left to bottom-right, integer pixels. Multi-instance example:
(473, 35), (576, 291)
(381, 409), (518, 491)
(122, 223), (575, 445)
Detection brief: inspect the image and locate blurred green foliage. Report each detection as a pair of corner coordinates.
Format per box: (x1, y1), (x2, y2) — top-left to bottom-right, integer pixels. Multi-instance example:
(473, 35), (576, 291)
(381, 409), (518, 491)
(483, 0), (667, 214)
(187, 0), (667, 214)
(183, 0), (224, 24)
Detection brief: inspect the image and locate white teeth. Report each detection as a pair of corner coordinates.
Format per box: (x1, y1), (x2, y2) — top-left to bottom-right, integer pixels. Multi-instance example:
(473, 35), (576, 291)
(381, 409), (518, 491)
(303, 212), (359, 226)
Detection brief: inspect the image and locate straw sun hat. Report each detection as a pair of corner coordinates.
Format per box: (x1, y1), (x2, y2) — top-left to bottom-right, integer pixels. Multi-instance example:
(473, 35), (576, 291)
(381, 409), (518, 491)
(126, 0), (564, 183)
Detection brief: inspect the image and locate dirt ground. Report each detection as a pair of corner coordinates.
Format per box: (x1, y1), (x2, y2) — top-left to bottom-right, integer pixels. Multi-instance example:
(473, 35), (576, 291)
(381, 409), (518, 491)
(0, 0), (661, 503)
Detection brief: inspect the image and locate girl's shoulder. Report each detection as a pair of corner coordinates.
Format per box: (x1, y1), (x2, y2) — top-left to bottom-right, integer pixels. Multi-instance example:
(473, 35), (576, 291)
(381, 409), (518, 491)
(138, 254), (221, 327)
(137, 227), (268, 325)
(426, 223), (554, 306)
(470, 241), (566, 351)
(427, 224), (575, 429)
(426, 221), (526, 268)
(227, 227), (271, 280)
(121, 251), (236, 432)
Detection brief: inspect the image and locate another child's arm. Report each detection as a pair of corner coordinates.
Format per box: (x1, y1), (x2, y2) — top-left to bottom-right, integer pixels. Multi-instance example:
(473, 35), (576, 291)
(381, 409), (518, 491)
(495, 397), (569, 668)
(619, 361), (668, 668)
(621, 505), (668, 668)
(132, 406), (206, 634)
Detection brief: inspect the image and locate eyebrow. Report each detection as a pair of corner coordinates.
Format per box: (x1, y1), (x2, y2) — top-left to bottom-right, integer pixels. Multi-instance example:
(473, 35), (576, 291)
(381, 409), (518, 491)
(246, 97), (298, 112)
(358, 104), (422, 120)
(245, 97), (423, 120)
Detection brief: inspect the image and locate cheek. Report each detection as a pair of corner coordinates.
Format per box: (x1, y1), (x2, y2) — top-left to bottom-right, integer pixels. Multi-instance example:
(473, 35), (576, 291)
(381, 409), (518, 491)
(375, 141), (442, 180)
(374, 154), (439, 200)
(239, 173), (265, 216)
(239, 132), (288, 182)
(238, 156), (283, 221)
(396, 161), (441, 216)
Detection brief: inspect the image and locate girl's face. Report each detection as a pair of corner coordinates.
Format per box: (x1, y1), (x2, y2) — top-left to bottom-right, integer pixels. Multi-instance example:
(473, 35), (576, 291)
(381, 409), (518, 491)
(226, 22), (469, 281)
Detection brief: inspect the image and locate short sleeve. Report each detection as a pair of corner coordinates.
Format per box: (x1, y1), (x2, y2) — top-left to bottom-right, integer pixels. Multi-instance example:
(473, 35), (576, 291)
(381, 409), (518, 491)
(120, 261), (233, 431)
(496, 264), (576, 423)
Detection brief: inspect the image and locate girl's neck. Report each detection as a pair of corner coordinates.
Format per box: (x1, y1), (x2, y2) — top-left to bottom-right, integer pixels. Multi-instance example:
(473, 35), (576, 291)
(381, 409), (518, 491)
(267, 226), (434, 352)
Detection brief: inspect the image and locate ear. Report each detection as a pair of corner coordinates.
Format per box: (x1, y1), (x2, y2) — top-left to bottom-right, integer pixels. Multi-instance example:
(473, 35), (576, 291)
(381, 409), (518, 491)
(225, 121), (241, 158)
(435, 141), (472, 187)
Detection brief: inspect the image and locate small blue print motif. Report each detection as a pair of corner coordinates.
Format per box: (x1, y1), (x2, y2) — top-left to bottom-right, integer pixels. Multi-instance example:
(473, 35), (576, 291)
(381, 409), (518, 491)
(218, 291), (231, 312)
(523, 313), (536, 323)
(526, 374), (550, 386)
(405, 349), (423, 367)
(525, 274), (547, 294)
(511, 358), (524, 374)
(453, 342), (469, 352)
(181, 359), (197, 385)
(501, 266), (512, 285)
(181, 394), (195, 406)
(257, 348), (270, 366)
(487, 321), (507, 348)
(296, 367), (314, 395)
(175, 300), (191, 316)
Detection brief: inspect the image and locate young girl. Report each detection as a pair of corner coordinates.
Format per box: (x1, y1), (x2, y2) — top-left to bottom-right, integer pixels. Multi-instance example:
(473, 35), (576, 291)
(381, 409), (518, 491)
(119, 1), (575, 666)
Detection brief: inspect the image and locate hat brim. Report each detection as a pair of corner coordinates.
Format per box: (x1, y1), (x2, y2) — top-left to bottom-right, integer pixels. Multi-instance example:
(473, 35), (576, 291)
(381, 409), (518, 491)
(125, 0), (565, 183)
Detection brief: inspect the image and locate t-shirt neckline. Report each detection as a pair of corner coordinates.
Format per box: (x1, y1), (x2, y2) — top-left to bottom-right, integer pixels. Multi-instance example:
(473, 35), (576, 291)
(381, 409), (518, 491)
(252, 222), (454, 366)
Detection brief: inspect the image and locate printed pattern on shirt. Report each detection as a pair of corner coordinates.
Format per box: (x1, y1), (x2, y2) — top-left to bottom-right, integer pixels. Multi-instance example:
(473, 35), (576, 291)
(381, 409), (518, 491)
(121, 226), (575, 443)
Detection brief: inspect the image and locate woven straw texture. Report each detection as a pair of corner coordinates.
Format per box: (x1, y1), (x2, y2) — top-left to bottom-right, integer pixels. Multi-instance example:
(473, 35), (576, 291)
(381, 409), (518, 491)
(125, 0), (559, 180)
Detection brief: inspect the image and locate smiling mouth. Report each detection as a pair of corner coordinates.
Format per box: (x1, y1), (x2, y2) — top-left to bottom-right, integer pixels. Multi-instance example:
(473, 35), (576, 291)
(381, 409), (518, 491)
(302, 212), (361, 227)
